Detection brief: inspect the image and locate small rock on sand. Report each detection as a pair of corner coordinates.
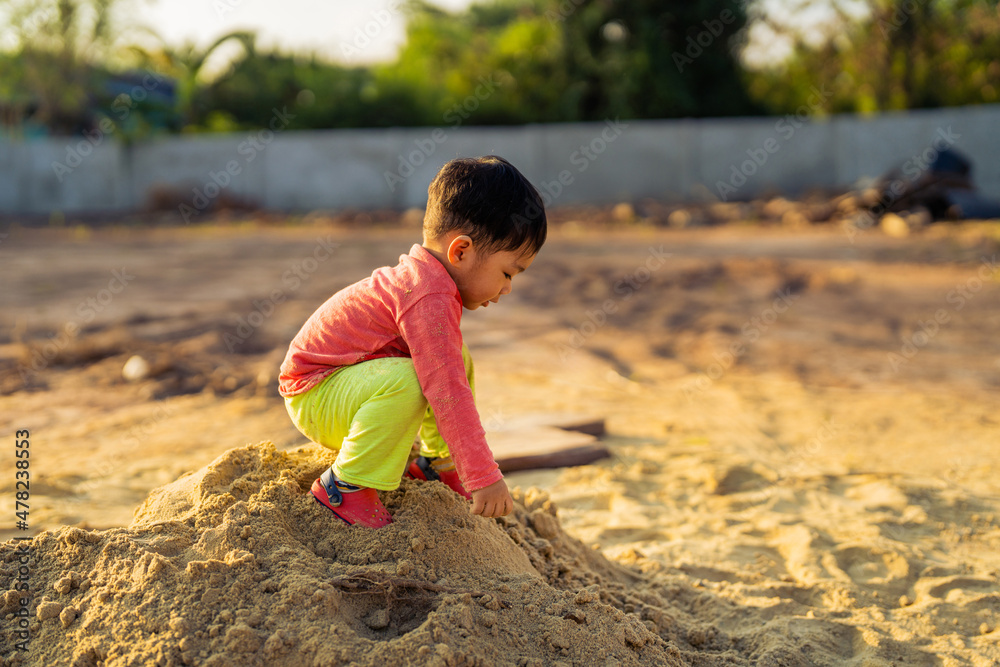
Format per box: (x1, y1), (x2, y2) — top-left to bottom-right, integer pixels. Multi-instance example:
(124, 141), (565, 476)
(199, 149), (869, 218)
(880, 213), (910, 238)
(122, 355), (151, 381)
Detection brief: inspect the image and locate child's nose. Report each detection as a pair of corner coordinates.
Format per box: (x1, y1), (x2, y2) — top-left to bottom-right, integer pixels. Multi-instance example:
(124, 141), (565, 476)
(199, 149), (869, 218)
(500, 282), (512, 296)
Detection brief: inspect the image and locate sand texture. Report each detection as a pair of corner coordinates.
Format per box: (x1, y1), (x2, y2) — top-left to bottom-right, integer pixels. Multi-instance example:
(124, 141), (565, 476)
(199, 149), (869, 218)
(4, 438), (998, 666)
(3, 442), (694, 666)
(2, 219), (1000, 665)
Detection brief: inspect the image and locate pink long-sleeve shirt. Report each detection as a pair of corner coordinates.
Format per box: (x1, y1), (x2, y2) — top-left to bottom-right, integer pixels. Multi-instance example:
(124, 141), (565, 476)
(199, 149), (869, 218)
(279, 244), (502, 492)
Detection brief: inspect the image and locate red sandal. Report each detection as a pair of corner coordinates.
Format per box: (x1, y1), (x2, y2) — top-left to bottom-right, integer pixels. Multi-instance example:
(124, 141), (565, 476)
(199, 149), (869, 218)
(311, 467), (392, 528)
(405, 456), (472, 500)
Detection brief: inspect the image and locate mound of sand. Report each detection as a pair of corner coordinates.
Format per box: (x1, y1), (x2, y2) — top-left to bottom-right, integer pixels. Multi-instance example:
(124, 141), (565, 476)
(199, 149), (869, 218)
(3, 443), (715, 667)
(5, 439), (998, 666)
(5, 219), (1000, 667)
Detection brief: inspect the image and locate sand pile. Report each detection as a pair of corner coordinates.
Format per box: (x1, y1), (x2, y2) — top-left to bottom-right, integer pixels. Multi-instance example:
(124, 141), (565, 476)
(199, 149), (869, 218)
(2, 442), (758, 667)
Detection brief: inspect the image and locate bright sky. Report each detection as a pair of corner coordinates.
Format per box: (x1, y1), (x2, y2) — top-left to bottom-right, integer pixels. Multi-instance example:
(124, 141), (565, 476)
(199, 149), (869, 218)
(136, 0), (475, 71)
(133, 0), (857, 74)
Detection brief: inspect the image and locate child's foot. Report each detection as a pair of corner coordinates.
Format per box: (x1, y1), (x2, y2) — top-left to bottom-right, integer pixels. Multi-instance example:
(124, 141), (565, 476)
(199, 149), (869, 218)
(311, 467), (392, 528)
(405, 456), (472, 500)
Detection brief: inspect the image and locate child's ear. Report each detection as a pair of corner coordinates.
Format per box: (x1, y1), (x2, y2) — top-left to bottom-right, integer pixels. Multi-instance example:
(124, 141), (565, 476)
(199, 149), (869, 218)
(447, 235), (474, 266)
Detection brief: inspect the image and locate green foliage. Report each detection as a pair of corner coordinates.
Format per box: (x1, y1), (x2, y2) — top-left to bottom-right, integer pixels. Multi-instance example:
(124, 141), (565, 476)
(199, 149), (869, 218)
(381, 0), (759, 123)
(4, 0), (997, 135)
(745, 0), (1000, 115)
(0, 0), (161, 135)
(385, 0), (565, 124)
(141, 31), (257, 128)
(193, 0), (758, 129)
(194, 52), (437, 130)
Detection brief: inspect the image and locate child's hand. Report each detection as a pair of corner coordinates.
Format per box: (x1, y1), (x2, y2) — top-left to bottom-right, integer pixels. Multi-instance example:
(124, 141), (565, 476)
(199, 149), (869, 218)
(470, 479), (513, 518)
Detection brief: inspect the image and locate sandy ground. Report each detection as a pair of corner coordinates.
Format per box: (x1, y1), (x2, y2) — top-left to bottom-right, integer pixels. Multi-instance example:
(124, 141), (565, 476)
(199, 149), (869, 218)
(1, 214), (1000, 665)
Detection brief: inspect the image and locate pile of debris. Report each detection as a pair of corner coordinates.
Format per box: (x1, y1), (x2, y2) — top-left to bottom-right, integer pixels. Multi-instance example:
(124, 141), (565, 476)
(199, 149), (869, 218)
(553, 148), (1000, 237)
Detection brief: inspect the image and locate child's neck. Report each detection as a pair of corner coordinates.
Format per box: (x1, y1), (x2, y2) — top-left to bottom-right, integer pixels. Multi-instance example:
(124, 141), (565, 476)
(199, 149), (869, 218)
(421, 239), (462, 287)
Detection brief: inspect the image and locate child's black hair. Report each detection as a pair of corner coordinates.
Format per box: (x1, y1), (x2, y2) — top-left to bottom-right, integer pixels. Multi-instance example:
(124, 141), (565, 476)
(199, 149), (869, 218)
(424, 155), (547, 257)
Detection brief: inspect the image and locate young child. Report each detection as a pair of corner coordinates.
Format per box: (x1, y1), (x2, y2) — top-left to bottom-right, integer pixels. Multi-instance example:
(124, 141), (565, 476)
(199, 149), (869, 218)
(279, 155), (547, 528)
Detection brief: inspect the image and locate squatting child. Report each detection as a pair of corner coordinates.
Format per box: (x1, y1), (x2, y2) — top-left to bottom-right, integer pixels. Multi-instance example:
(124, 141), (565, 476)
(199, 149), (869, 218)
(278, 155), (547, 528)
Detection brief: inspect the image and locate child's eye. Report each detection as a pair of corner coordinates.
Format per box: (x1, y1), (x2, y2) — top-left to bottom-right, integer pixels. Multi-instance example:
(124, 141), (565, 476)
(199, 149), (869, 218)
(504, 273), (512, 280)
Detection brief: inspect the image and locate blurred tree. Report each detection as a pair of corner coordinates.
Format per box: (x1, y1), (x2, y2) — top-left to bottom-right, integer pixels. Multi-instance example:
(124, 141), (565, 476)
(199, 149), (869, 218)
(7, 0), (994, 135)
(379, 1), (561, 124)
(0, 0), (153, 134)
(745, 0), (1000, 114)
(549, 0), (760, 119)
(389, 0), (760, 123)
(195, 0), (760, 129)
(137, 31), (257, 129)
(195, 50), (439, 130)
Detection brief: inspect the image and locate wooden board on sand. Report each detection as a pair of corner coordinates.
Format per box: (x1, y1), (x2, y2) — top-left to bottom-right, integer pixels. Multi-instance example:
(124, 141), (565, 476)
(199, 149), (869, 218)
(485, 413), (610, 473)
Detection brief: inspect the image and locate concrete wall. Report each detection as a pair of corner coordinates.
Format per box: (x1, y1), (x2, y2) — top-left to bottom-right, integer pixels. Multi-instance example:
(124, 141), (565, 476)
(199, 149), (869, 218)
(1, 104), (997, 215)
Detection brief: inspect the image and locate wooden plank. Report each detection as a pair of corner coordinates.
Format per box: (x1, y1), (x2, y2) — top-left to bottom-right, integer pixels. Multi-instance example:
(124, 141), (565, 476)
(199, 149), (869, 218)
(486, 425), (597, 457)
(493, 413), (606, 437)
(485, 416), (611, 472)
(496, 444), (611, 473)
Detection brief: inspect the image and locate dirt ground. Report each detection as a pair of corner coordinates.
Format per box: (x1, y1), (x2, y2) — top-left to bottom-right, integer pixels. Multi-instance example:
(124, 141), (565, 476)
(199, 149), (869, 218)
(1, 212), (999, 665)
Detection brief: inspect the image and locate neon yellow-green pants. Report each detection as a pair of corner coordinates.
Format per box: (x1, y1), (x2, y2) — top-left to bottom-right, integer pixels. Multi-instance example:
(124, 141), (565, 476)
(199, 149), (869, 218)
(284, 345), (474, 490)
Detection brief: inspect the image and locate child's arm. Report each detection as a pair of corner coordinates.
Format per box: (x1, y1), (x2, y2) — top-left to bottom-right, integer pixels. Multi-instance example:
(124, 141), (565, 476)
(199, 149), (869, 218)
(398, 294), (503, 493)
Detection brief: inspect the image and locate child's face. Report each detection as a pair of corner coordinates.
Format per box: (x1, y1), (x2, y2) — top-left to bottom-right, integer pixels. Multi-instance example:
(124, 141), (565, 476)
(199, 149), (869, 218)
(450, 238), (535, 310)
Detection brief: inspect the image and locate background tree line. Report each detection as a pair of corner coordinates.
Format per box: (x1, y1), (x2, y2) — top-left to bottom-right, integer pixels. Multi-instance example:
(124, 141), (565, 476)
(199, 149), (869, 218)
(0, 0), (998, 137)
